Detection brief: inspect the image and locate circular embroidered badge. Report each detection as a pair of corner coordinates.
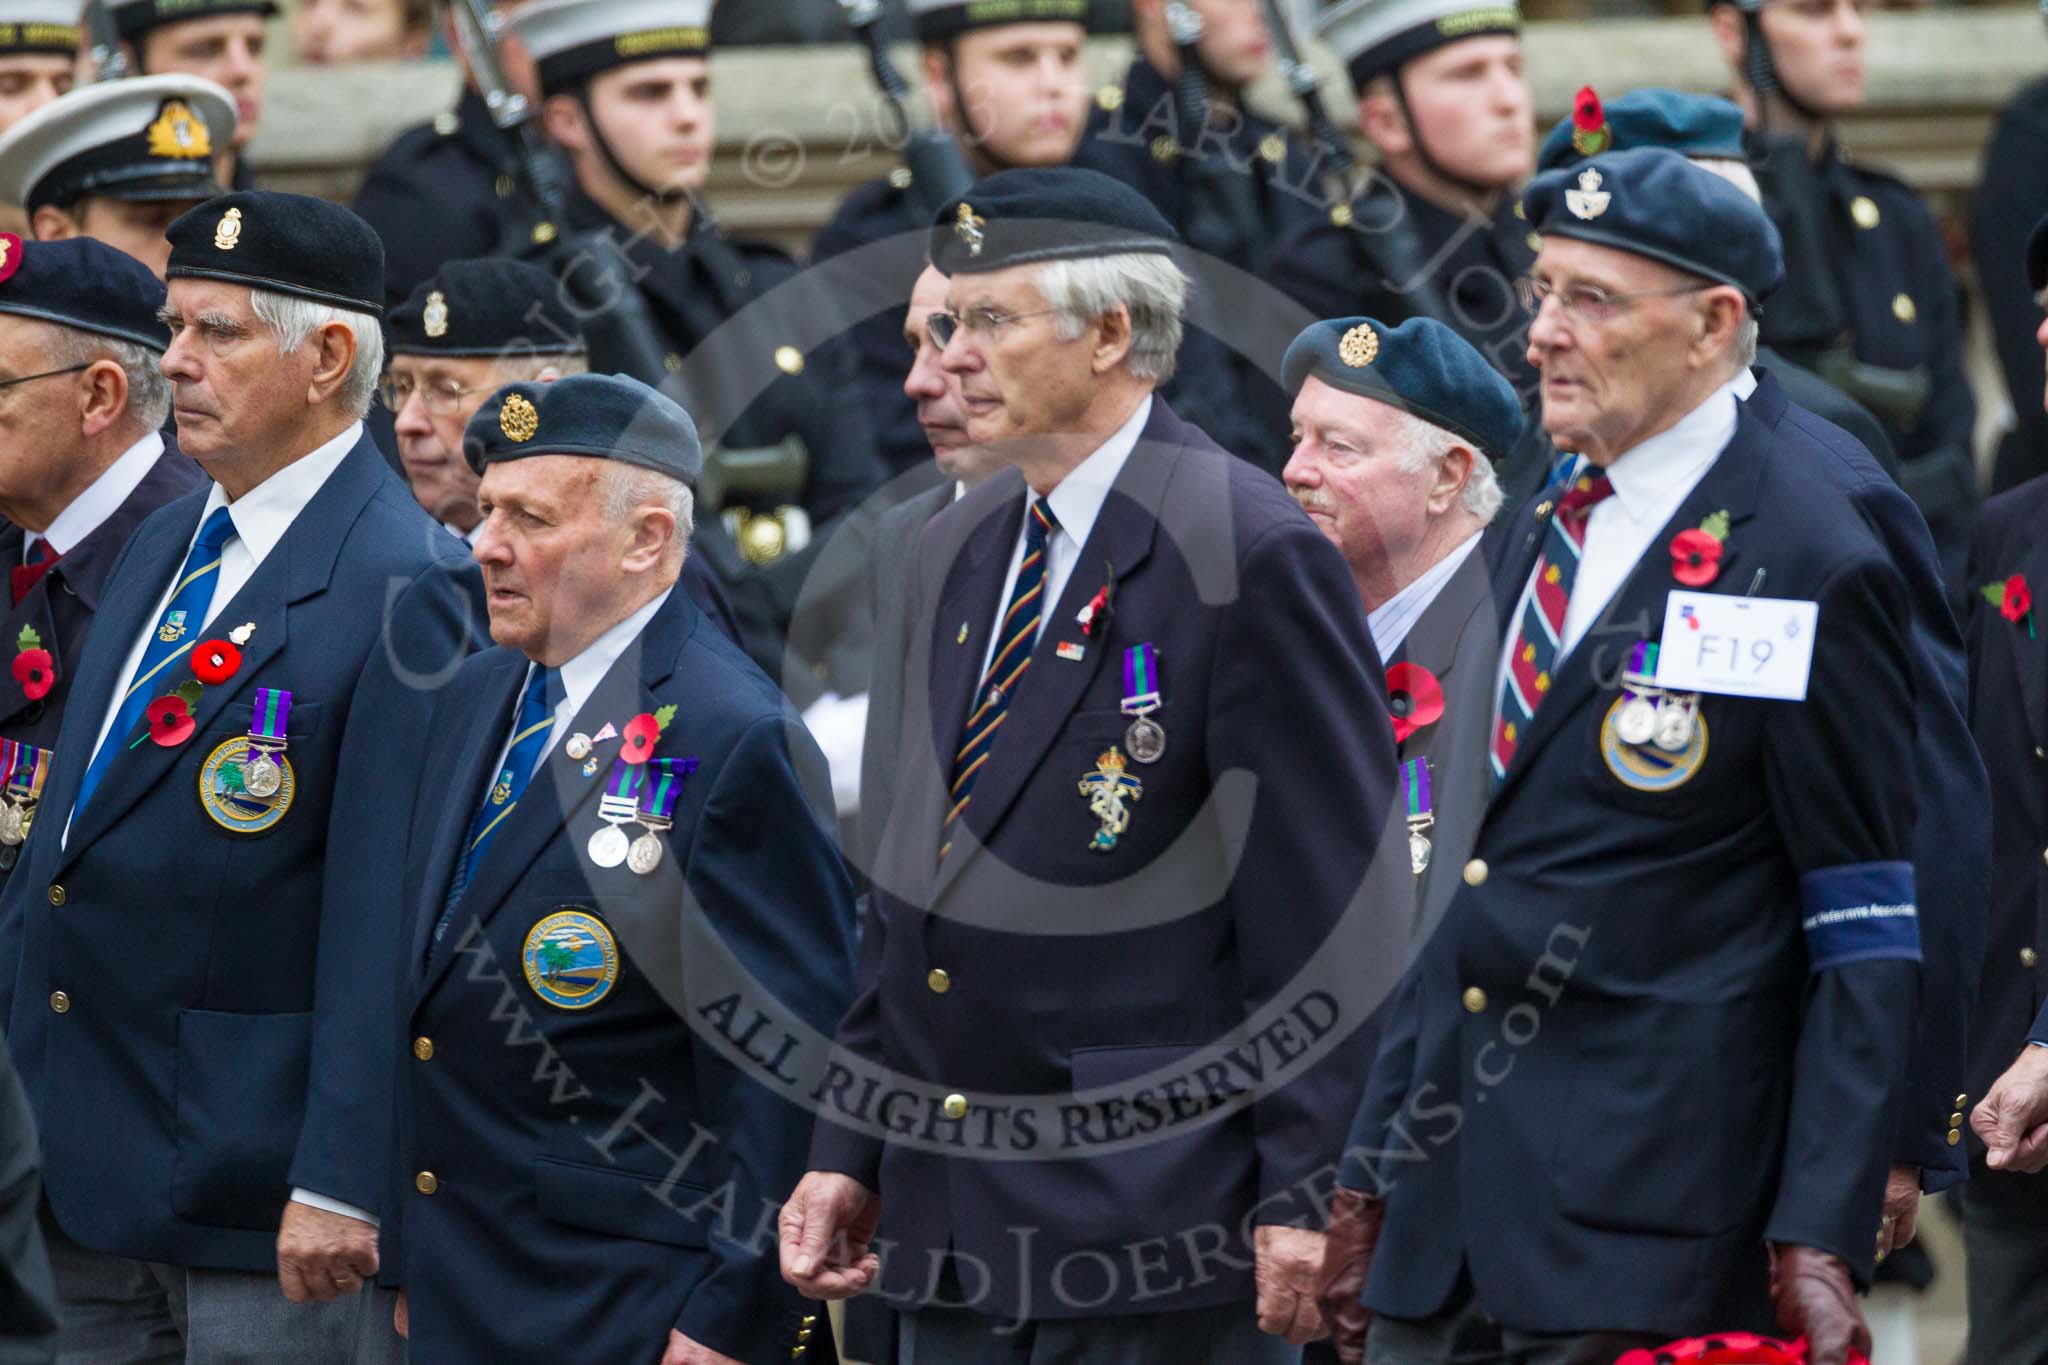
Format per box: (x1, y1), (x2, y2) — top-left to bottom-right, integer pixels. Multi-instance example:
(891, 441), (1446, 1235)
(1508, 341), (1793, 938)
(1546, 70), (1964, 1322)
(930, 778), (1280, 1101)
(197, 735), (295, 834)
(522, 910), (619, 1011)
(1599, 695), (1709, 793)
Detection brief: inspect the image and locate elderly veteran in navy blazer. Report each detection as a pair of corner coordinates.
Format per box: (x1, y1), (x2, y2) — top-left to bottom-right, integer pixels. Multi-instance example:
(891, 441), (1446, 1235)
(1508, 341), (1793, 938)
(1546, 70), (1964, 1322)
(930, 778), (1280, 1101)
(1280, 315), (1515, 952)
(387, 375), (856, 1365)
(780, 168), (1400, 1365)
(0, 190), (479, 1364)
(0, 238), (204, 893)
(1314, 149), (1926, 1365)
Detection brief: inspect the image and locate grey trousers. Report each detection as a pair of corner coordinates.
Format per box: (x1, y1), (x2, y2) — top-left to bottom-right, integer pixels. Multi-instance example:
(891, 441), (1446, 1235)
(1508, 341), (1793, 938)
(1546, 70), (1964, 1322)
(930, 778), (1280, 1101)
(1962, 1169), (2048, 1365)
(1365, 1291), (1661, 1365)
(899, 1300), (1302, 1365)
(43, 1220), (403, 1365)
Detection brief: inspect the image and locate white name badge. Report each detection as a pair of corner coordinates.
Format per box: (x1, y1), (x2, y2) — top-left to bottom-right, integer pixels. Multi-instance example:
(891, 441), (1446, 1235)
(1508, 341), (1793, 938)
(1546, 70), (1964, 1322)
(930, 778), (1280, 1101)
(1655, 590), (1819, 701)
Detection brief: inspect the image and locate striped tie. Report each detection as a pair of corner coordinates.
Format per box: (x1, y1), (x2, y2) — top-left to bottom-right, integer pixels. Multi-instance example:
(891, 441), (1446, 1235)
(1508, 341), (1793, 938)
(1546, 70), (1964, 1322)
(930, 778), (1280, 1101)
(942, 496), (1058, 860)
(1490, 472), (1614, 782)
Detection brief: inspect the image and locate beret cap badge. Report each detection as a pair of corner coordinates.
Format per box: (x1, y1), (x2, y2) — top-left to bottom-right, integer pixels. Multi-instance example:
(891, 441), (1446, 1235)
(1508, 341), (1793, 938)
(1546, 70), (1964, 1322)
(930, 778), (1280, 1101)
(1338, 323), (1380, 368)
(1565, 167), (1611, 221)
(423, 291), (449, 339)
(500, 392), (539, 443)
(146, 99), (211, 160)
(955, 202), (986, 256)
(212, 206), (242, 252)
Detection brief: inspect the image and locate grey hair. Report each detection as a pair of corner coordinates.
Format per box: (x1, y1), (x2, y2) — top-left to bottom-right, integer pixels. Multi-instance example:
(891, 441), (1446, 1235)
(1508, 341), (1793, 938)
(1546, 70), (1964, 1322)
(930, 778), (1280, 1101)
(601, 462), (695, 562)
(1035, 253), (1190, 384)
(42, 322), (171, 430)
(1692, 156), (1763, 206)
(1393, 410), (1506, 524)
(249, 289), (384, 419)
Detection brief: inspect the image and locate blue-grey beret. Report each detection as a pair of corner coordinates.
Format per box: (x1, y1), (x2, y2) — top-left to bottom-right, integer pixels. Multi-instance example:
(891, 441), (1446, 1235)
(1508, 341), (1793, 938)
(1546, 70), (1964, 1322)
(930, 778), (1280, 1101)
(463, 373), (703, 486)
(165, 189), (386, 316)
(1523, 146), (1785, 305)
(1537, 86), (1745, 175)
(388, 259), (587, 360)
(1282, 315), (1522, 459)
(930, 167), (1179, 276)
(0, 233), (168, 351)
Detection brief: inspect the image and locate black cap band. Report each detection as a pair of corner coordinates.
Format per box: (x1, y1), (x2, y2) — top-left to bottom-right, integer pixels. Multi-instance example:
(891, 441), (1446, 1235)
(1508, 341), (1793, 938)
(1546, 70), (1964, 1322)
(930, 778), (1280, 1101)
(1342, 5), (1519, 86)
(113, 0), (277, 42)
(536, 25), (709, 97)
(913, 0), (1089, 42)
(0, 21), (79, 55)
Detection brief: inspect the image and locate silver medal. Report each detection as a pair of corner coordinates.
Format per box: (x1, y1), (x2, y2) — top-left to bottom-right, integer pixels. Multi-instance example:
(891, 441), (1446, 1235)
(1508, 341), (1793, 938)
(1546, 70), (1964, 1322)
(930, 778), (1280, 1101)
(0, 801), (23, 847)
(1652, 698), (1695, 752)
(587, 823), (630, 868)
(1615, 695), (1658, 747)
(244, 751), (282, 799)
(627, 831), (664, 875)
(565, 733), (592, 761)
(1124, 715), (1166, 764)
(1409, 830), (1432, 876)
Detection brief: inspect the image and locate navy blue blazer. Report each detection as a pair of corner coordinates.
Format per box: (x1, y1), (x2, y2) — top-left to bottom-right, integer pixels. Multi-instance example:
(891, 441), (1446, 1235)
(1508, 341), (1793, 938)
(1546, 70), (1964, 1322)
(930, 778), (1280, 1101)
(0, 433), (482, 1272)
(1354, 400), (1922, 1333)
(810, 399), (1401, 1320)
(390, 589), (857, 1365)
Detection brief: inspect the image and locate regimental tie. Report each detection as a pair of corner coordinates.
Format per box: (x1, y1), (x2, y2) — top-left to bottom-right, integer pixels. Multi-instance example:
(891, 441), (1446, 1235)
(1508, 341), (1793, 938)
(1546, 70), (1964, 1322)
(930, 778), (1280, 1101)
(1489, 472), (1615, 783)
(429, 664), (561, 964)
(72, 506), (238, 818)
(942, 496), (1058, 861)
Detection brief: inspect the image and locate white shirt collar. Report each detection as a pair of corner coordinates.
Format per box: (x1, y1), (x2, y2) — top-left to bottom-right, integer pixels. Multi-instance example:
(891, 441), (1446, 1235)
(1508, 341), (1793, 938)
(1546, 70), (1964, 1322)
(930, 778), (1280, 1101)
(199, 422), (363, 565)
(1042, 395), (1152, 548)
(1732, 366), (1759, 401)
(1368, 531), (1483, 660)
(32, 431), (164, 560)
(1599, 380), (1742, 525)
(544, 587), (675, 757)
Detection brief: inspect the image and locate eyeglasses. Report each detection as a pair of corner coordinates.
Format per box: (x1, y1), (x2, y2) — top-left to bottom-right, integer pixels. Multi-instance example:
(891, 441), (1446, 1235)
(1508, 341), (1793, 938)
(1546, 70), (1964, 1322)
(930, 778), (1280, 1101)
(1515, 276), (1712, 326)
(0, 364), (90, 394)
(926, 306), (1058, 348)
(378, 374), (482, 416)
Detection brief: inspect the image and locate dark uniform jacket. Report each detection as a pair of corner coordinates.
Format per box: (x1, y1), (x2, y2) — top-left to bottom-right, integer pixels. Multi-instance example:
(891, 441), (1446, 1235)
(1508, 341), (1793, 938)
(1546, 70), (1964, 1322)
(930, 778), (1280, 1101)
(0, 436), (481, 1271)
(1271, 174), (1539, 400)
(0, 446), (205, 891)
(811, 399), (1402, 1319)
(1969, 75), (2048, 492)
(389, 589), (856, 1365)
(1354, 400), (1922, 1332)
(1073, 58), (1328, 473)
(0, 1027), (54, 1365)
(353, 90), (520, 313)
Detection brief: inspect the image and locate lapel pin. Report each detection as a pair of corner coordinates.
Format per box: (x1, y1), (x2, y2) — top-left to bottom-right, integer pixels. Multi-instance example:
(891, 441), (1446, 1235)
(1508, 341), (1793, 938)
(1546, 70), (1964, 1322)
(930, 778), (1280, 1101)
(957, 622), (970, 645)
(1056, 641), (1086, 662)
(229, 621), (256, 646)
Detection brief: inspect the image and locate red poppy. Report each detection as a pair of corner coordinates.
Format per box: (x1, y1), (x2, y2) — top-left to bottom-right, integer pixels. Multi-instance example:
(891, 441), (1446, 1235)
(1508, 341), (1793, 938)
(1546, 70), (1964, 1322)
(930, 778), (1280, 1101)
(1384, 663), (1445, 745)
(146, 694), (195, 748)
(191, 640), (242, 686)
(10, 648), (52, 702)
(1669, 528), (1724, 588)
(1616, 1335), (1863, 1365)
(1078, 584), (1110, 637)
(2003, 573), (2033, 625)
(620, 713), (660, 765)
(1573, 85), (1604, 134)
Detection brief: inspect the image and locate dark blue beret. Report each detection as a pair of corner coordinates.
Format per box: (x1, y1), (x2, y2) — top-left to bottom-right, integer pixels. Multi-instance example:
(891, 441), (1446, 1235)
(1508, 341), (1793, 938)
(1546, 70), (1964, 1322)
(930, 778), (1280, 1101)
(1523, 146), (1784, 305)
(165, 190), (385, 316)
(111, 0), (277, 41)
(464, 374), (702, 486)
(388, 259), (587, 360)
(0, 233), (167, 351)
(930, 167), (1180, 277)
(1537, 86), (1745, 175)
(2027, 212), (2048, 293)
(1282, 315), (1522, 459)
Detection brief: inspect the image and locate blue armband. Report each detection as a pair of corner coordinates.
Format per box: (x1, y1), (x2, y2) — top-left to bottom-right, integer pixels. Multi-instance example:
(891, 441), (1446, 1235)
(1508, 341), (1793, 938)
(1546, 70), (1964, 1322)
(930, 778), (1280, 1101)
(1798, 861), (1920, 971)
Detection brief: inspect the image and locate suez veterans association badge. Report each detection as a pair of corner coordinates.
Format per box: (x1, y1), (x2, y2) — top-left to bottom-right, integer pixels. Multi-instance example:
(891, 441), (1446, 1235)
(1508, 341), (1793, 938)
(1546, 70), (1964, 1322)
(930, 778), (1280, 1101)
(197, 685), (296, 835)
(522, 909), (620, 1011)
(1598, 640), (1708, 793)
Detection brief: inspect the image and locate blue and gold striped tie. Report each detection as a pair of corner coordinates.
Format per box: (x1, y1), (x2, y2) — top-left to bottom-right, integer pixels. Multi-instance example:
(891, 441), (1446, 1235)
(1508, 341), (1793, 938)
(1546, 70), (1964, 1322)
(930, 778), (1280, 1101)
(73, 506), (238, 817)
(942, 496), (1058, 860)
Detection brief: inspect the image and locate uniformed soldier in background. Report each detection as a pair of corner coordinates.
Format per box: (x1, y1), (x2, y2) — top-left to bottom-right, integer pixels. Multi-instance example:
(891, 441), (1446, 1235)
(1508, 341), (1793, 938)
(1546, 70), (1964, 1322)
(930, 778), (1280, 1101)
(0, 2), (76, 141)
(387, 374), (855, 1365)
(0, 75), (235, 279)
(1072, 0), (1326, 471)
(1316, 148), (1924, 1365)
(1969, 61), (2048, 492)
(107, 0), (273, 191)
(811, 0), (1094, 476)
(1707, 0), (1977, 588)
(351, 0), (539, 312)
(502, 0), (887, 680)
(1270, 0), (1539, 398)
(0, 239), (204, 894)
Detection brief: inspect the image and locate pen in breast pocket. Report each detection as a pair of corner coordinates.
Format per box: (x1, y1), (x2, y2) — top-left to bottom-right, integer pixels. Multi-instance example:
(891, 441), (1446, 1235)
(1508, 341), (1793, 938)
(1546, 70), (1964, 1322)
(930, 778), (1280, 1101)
(1744, 568), (1766, 597)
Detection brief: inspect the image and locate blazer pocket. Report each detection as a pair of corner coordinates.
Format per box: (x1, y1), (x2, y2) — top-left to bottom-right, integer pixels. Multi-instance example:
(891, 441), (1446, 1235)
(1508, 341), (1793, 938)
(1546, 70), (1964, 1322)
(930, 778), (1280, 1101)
(200, 699), (324, 739)
(534, 1155), (712, 1250)
(171, 1008), (312, 1231)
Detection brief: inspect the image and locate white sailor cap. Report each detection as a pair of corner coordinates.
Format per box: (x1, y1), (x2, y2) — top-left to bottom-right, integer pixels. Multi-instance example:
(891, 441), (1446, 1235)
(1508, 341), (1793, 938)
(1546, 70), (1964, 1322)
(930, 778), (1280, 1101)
(1316, 0), (1520, 86)
(507, 0), (712, 99)
(0, 74), (234, 212)
(903, 0), (1089, 42)
(0, 0), (82, 56)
